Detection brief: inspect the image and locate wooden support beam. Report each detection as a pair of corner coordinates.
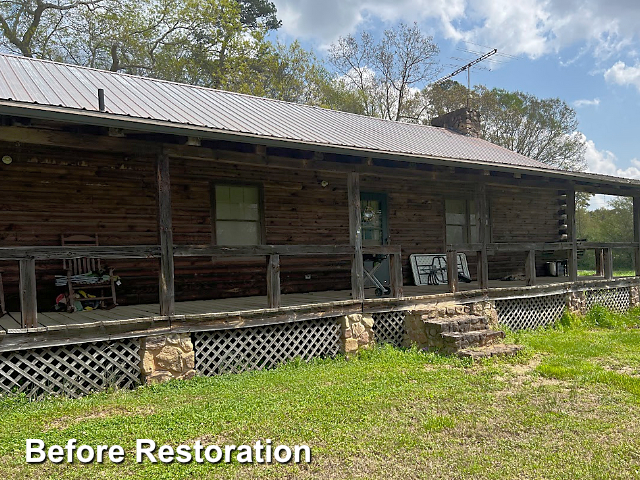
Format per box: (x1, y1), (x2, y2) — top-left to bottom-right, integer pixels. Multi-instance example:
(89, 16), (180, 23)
(595, 248), (604, 277)
(266, 254), (281, 308)
(604, 248), (614, 280)
(525, 249), (536, 286)
(475, 184), (489, 290)
(348, 172), (364, 300)
(566, 188), (578, 282)
(447, 250), (458, 294)
(156, 152), (175, 316)
(19, 259), (37, 328)
(0, 270), (5, 316)
(634, 196), (640, 276)
(476, 250), (488, 290)
(389, 253), (403, 298)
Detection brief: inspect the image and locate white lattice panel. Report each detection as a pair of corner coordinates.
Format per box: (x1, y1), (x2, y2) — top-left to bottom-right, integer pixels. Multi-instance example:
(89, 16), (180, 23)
(372, 311), (405, 347)
(0, 339), (140, 400)
(495, 294), (566, 331)
(584, 287), (630, 312)
(194, 318), (341, 375)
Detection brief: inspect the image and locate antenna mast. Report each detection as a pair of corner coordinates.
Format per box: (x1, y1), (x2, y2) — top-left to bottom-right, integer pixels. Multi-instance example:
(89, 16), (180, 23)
(433, 49), (497, 108)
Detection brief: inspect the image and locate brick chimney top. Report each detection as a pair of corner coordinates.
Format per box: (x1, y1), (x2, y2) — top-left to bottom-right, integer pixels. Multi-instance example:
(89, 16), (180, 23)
(430, 108), (482, 138)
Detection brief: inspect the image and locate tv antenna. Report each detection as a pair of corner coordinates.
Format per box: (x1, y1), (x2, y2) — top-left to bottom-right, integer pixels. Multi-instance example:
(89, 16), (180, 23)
(433, 48), (497, 108)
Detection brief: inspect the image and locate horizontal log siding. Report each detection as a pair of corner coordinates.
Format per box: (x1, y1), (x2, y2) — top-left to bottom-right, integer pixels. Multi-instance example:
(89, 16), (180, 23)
(488, 185), (562, 278)
(170, 156), (351, 299)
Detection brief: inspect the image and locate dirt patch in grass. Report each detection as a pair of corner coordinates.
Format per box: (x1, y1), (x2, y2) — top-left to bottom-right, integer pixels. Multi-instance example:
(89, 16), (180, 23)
(44, 405), (156, 431)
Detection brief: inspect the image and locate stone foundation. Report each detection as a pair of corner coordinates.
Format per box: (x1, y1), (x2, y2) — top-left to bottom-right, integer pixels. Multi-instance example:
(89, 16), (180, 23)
(140, 333), (196, 384)
(340, 313), (375, 355)
(566, 291), (588, 315)
(630, 286), (639, 307)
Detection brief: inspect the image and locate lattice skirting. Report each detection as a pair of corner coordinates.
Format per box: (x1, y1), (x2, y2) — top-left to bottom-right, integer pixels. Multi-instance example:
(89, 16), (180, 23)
(495, 294), (566, 331)
(0, 339), (140, 400)
(194, 318), (341, 376)
(372, 311), (406, 347)
(584, 287), (630, 312)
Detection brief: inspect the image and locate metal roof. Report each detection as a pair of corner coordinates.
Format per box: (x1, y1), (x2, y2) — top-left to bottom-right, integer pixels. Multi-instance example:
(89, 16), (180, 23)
(0, 53), (553, 171)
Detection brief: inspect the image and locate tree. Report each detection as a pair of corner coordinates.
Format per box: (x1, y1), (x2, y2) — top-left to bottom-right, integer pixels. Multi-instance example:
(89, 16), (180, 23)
(1, 0), (282, 84)
(0, 0), (101, 57)
(328, 22), (439, 122)
(426, 82), (587, 171)
(577, 196), (633, 271)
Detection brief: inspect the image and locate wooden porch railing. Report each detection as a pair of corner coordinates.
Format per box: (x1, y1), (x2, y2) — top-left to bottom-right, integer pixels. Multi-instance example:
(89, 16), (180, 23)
(0, 243), (404, 328)
(447, 240), (640, 292)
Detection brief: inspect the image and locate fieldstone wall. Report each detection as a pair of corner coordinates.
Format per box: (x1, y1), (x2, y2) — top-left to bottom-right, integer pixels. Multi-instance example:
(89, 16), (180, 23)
(340, 313), (375, 355)
(403, 300), (498, 350)
(630, 286), (639, 307)
(140, 333), (196, 384)
(566, 291), (588, 315)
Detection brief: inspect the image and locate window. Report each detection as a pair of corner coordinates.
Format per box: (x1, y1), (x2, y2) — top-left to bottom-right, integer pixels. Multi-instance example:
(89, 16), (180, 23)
(213, 184), (263, 245)
(445, 198), (479, 245)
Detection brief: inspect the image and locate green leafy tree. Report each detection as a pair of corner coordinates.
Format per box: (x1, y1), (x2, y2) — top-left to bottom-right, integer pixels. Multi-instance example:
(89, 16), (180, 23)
(0, 0), (102, 57)
(426, 82), (587, 171)
(577, 196), (633, 270)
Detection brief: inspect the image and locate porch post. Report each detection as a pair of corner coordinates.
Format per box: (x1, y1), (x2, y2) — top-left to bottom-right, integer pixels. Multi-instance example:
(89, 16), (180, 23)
(19, 258), (37, 328)
(389, 252), (403, 298)
(266, 254), (281, 308)
(595, 248), (605, 277)
(525, 249), (536, 286)
(156, 151), (175, 316)
(604, 248), (614, 280)
(566, 188), (578, 282)
(634, 196), (640, 276)
(447, 249), (458, 294)
(348, 172), (364, 300)
(475, 183), (489, 290)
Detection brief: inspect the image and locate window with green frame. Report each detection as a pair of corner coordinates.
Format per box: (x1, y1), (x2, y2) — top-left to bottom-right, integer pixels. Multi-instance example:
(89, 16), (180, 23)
(213, 184), (263, 246)
(445, 198), (479, 245)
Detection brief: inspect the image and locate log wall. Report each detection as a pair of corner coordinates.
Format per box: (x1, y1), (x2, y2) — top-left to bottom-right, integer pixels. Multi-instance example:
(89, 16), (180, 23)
(0, 140), (562, 309)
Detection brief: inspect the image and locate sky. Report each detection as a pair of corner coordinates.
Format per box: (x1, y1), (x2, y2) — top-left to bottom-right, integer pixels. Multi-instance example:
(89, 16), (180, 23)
(270, 0), (640, 209)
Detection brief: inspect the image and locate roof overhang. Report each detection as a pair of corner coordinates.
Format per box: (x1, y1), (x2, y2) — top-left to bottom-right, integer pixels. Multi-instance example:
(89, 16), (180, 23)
(2, 99), (640, 195)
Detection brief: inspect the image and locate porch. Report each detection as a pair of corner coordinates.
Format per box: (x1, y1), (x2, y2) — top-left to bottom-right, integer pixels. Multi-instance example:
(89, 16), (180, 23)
(0, 275), (623, 332)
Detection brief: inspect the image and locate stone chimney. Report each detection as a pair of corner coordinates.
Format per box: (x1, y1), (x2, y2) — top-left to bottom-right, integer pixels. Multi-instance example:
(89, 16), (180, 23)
(430, 107), (482, 138)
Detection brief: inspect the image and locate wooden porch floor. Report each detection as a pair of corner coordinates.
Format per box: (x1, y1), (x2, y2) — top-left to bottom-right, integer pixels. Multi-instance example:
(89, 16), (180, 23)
(0, 276), (584, 333)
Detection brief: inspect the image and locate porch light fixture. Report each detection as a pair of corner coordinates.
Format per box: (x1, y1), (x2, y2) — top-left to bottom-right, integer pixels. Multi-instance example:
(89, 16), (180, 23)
(320, 180), (329, 187)
(1, 155), (12, 165)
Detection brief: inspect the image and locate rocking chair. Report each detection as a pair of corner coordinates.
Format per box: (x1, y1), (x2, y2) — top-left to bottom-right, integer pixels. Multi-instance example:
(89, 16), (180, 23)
(62, 234), (117, 310)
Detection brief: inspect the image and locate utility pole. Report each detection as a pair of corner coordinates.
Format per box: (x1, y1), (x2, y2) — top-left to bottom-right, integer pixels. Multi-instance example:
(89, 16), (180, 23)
(433, 49), (497, 108)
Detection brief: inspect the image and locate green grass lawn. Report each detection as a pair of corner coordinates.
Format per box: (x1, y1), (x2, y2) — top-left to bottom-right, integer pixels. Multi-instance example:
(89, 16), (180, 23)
(1, 314), (639, 479)
(578, 269), (635, 277)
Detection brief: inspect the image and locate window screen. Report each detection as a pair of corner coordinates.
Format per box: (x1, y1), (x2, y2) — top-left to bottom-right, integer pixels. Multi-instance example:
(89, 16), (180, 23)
(445, 198), (480, 244)
(215, 185), (262, 245)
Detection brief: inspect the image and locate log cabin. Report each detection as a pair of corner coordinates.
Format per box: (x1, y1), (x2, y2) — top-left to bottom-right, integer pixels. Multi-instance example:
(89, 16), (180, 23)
(0, 53), (639, 396)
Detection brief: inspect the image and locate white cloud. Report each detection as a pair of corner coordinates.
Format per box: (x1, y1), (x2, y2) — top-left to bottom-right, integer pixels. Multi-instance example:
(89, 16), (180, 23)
(272, 0), (640, 60)
(584, 135), (640, 179)
(573, 98), (600, 107)
(582, 136), (640, 210)
(273, 0), (466, 48)
(604, 61), (640, 91)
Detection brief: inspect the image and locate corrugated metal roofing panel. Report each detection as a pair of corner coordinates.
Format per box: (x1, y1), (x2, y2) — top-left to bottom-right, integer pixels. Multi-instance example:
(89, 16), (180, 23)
(0, 53), (552, 170)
